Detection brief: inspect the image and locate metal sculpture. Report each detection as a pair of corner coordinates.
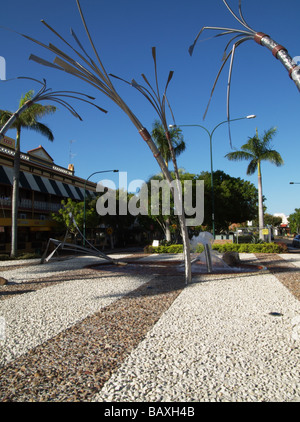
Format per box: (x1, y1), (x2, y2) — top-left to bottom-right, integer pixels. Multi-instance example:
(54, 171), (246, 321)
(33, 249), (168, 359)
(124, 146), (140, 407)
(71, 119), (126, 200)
(189, 0), (300, 140)
(16, 0), (192, 283)
(40, 213), (119, 265)
(0, 76), (107, 139)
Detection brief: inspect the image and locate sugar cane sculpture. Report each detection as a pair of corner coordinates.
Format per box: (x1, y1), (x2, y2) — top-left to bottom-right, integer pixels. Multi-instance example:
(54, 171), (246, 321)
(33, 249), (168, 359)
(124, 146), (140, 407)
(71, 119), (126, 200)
(189, 0), (300, 139)
(0, 77), (107, 139)
(17, 0), (192, 283)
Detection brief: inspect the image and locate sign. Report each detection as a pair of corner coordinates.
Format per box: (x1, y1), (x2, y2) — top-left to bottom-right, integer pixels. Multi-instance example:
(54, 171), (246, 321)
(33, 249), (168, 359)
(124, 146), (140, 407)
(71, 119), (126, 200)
(0, 136), (15, 149)
(262, 229), (269, 235)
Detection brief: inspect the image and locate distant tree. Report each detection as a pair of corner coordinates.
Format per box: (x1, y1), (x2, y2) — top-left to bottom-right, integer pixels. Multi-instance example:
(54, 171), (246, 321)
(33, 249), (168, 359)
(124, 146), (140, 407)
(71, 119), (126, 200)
(151, 120), (186, 241)
(289, 209), (300, 234)
(52, 198), (97, 235)
(198, 170), (258, 232)
(143, 170), (257, 236)
(253, 213), (282, 227)
(225, 127), (284, 239)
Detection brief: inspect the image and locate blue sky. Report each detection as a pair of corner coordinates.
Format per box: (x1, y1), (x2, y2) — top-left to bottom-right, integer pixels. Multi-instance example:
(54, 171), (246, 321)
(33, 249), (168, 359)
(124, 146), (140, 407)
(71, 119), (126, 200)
(1, 0), (300, 217)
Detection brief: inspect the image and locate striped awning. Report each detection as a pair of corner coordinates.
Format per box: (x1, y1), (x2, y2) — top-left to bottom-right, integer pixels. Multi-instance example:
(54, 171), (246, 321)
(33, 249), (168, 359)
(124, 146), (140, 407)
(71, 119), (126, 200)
(0, 166), (96, 200)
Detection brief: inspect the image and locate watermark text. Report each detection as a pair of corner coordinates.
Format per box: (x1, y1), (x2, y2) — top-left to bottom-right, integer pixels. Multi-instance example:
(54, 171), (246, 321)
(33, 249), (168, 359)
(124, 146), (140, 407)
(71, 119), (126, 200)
(95, 172), (204, 226)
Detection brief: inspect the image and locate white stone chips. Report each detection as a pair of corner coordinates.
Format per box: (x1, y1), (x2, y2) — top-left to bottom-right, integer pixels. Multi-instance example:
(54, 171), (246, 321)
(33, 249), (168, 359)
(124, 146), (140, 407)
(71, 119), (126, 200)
(0, 255), (152, 366)
(93, 263), (300, 402)
(1, 252), (300, 402)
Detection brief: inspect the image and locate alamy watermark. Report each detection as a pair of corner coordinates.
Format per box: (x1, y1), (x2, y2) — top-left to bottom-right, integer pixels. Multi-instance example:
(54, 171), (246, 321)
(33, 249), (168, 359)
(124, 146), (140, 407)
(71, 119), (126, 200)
(95, 172), (204, 226)
(0, 56), (6, 80)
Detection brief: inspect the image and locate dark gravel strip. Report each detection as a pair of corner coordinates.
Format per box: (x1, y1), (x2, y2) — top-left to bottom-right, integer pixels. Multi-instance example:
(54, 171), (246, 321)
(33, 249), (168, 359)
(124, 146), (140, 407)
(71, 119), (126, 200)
(0, 273), (184, 402)
(255, 253), (300, 302)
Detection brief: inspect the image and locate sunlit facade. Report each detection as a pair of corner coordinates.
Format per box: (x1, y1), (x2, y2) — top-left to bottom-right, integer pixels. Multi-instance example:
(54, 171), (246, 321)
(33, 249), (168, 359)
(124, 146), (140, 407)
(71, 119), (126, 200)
(0, 136), (96, 254)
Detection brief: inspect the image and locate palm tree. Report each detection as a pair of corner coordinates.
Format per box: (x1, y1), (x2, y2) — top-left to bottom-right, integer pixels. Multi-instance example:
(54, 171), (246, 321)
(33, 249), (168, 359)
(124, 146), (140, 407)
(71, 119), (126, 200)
(151, 120), (186, 168)
(225, 127), (283, 240)
(151, 120), (186, 242)
(0, 90), (56, 257)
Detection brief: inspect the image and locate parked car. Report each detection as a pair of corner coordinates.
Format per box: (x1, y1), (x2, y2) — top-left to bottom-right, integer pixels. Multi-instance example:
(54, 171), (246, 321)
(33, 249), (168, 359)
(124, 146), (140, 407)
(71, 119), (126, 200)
(292, 235), (300, 248)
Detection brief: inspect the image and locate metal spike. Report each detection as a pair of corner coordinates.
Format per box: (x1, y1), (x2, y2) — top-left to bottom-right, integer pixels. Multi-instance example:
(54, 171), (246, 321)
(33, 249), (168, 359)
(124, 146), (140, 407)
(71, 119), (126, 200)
(189, 25), (253, 56)
(70, 27), (93, 63)
(238, 0), (253, 31)
(29, 54), (63, 70)
(75, 0), (113, 89)
(222, 0), (254, 32)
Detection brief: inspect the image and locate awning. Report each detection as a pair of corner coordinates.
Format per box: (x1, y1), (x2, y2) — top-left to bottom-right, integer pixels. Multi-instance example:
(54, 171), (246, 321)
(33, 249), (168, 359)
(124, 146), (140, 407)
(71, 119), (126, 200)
(0, 165), (96, 200)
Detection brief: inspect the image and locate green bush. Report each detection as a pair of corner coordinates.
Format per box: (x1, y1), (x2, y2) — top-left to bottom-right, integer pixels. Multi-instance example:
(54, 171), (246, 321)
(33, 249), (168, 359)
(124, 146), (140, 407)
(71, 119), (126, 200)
(144, 245), (183, 254)
(0, 252), (41, 261)
(213, 242), (287, 253)
(0, 254), (11, 261)
(144, 242), (287, 254)
(17, 252), (41, 260)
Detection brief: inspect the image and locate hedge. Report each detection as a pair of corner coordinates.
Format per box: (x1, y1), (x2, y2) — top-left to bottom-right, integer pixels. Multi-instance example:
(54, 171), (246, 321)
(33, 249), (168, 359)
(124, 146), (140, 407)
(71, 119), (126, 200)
(144, 242), (288, 254)
(0, 252), (41, 261)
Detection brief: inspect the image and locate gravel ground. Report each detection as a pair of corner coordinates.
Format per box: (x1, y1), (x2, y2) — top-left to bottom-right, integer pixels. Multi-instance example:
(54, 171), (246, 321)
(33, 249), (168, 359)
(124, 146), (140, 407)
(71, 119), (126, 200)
(92, 253), (300, 402)
(0, 254), (153, 367)
(0, 251), (300, 402)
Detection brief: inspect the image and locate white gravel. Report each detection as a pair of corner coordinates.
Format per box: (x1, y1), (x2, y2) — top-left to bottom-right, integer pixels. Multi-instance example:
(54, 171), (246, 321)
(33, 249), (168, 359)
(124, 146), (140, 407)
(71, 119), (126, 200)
(0, 254), (152, 367)
(93, 265), (300, 402)
(279, 253), (300, 268)
(1, 252), (300, 402)
(0, 255), (126, 283)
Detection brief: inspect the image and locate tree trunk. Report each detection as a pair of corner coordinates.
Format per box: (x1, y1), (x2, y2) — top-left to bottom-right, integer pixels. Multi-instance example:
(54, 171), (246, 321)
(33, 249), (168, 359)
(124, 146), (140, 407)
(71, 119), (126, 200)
(257, 162), (264, 241)
(11, 129), (21, 257)
(165, 131), (191, 284)
(0, 101), (35, 258)
(165, 217), (171, 242)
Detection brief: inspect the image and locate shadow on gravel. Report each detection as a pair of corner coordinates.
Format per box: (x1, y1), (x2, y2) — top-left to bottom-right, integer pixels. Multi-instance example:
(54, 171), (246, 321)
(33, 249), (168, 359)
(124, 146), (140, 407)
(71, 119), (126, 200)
(0, 289), (35, 298)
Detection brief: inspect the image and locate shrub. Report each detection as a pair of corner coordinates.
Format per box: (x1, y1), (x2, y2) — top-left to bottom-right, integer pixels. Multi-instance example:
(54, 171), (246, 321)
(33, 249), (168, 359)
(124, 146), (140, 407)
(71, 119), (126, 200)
(17, 252), (41, 260)
(144, 242), (287, 254)
(274, 242), (288, 253)
(144, 245), (183, 254)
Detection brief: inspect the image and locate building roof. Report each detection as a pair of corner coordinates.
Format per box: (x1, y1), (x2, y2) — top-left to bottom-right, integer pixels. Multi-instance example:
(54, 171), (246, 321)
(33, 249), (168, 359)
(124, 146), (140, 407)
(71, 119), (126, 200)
(0, 144), (97, 199)
(27, 145), (54, 163)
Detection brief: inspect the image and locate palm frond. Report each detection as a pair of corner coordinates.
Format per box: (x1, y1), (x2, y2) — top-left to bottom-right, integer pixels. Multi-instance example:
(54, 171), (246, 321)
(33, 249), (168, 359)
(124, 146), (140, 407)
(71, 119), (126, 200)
(261, 127), (277, 146)
(260, 149), (284, 166)
(247, 159), (258, 175)
(0, 77), (108, 139)
(225, 124), (283, 176)
(25, 121), (54, 141)
(225, 150), (253, 162)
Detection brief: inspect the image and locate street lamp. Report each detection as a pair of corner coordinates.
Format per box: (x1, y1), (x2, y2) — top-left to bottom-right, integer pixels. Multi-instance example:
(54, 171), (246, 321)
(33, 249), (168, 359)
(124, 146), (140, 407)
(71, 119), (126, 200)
(83, 169), (119, 245)
(169, 115), (256, 238)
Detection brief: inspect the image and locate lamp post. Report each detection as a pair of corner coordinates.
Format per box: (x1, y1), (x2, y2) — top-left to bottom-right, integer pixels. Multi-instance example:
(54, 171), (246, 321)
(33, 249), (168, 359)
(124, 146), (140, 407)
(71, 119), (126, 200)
(83, 169), (119, 245)
(169, 115), (256, 238)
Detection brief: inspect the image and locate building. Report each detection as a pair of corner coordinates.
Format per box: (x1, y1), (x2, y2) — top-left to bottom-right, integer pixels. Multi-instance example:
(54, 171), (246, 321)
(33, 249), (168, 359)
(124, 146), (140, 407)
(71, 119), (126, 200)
(273, 213), (290, 236)
(0, 135), (97, 254)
